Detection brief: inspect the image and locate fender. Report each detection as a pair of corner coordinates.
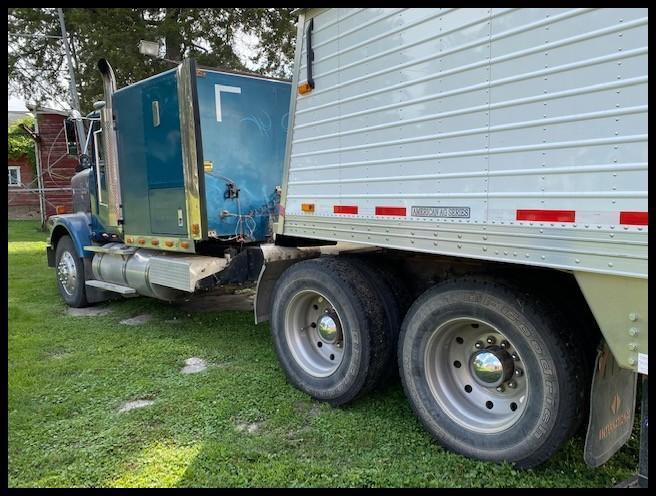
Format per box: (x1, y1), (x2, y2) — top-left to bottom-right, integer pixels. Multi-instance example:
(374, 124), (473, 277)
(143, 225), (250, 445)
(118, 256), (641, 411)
(46, 212), (94, 267)
(253, 243), (377, 324)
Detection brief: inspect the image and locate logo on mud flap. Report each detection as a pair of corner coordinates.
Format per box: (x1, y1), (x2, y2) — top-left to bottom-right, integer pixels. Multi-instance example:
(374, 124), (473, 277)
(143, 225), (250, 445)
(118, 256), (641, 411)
(598, 391), (630, 441)
(610, 393), (621, 415)
(411, 206), (471, 218)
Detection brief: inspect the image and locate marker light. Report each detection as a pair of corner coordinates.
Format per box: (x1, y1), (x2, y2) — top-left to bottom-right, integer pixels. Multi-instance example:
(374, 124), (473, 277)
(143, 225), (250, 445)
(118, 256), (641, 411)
(298, 81), (313, 95)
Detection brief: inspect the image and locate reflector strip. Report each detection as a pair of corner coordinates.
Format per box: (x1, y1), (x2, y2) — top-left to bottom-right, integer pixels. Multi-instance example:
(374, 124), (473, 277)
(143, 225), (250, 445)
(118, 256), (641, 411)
(619, 211), (648, 225)
(334, 205), (358, 214)
(375, 206), (407, 216)
(516, 209), (575, 222)
(301, 203), (315, 213)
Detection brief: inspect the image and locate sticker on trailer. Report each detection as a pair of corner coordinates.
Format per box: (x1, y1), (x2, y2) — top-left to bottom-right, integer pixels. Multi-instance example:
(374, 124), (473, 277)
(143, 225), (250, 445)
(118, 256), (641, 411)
(638, 353), (648, 375)
(411, 206), (471, 219)
(215, 84), (241, 122)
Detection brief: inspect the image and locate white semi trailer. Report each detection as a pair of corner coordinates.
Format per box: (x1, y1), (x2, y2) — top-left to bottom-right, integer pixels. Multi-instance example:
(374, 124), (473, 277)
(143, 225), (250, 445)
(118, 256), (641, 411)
(47, 7), (647, 475)
(256, 7), (648, 472)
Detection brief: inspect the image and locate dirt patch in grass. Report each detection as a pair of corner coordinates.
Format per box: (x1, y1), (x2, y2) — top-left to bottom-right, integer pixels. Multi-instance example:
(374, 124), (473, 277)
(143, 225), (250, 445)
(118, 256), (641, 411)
(181, 357), (207, 374)
(67, 307), (113, 317)
(45, 350), (73, 360)
(294, 400), (322, 418)
(235, 421), (263, 434)
(118, 399), (155, 413)
(120, 314), (153, 325)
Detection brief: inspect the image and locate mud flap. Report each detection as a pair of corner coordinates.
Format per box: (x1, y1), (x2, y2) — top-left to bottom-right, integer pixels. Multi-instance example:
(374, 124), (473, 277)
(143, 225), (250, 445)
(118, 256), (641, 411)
(584, 340), (637, 467)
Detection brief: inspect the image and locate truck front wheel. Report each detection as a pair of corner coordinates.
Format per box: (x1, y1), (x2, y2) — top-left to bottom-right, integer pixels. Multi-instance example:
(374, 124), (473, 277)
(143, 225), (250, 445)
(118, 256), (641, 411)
(270, 257), (392, 406)
(398, 276), (586, 468)
(54, 235), (88, 308)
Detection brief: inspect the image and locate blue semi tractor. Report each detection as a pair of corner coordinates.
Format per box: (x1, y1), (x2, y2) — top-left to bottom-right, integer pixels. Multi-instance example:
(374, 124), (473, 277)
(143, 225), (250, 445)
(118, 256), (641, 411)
(48, 58), (294, 305)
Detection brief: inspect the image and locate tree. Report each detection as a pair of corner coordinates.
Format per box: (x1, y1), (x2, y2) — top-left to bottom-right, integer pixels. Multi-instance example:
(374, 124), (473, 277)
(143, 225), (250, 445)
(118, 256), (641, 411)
(8, 115), (37, 172)
(8, 8), (297, 113)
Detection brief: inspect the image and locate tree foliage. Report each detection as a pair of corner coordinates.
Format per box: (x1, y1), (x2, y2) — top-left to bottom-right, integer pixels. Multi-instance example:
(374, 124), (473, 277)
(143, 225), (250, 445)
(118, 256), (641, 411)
(8, 8), (297, 113)
(8, 115), (36, 167)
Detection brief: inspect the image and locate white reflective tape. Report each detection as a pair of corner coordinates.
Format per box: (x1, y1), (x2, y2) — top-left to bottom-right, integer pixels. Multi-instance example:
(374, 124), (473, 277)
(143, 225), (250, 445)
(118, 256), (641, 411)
(638, 353), (648, 375)
(215, 84), (241, 122)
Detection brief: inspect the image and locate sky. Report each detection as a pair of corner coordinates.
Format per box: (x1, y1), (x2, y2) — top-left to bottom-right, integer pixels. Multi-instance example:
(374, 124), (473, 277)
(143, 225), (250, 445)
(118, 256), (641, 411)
(8, 94), (29, 112)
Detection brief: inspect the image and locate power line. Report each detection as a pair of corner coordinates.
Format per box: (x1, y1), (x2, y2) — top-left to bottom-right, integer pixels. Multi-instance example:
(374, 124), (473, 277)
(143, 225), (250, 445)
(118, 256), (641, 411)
(8, 32), (63, 39)
(12, 62), (70, 73)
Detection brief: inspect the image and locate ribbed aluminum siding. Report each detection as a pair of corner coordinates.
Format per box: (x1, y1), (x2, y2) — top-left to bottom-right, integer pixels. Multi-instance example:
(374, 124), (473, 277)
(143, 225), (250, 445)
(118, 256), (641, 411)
(282, 8), (648, 278)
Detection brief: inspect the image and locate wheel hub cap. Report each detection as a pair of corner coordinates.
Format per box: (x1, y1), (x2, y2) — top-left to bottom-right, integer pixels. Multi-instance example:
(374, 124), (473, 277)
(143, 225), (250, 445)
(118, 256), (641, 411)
(424, 318), (529, 433)
(318, 314), (339, 343)
(57, 251), (77, 296)
(470, 346), (514, 387)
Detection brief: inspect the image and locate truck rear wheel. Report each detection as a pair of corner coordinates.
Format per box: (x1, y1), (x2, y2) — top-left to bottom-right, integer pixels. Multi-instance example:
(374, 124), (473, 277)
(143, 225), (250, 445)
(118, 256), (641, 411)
(54, 235), (88, 308)
(340, 256), (404, 383)
(398, 276), (586, 468)
(270, 257), (391, 406)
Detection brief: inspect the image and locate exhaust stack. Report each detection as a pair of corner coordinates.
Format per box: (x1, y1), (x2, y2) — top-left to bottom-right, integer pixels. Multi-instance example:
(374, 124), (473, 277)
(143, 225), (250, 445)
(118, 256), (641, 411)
(97, 58), (122, 229)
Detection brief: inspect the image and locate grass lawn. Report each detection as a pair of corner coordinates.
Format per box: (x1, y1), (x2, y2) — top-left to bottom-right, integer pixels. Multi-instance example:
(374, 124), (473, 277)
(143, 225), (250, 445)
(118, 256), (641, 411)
(8, 219), (640, 488)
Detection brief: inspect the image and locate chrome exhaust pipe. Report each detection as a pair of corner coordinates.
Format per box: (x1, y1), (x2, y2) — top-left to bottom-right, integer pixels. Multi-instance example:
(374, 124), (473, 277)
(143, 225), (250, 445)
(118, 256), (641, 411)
(97, 58), (122, 229)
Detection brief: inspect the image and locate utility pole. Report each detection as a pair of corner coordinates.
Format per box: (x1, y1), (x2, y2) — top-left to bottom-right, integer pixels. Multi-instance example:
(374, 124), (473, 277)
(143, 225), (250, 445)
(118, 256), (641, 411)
(57, 8), (87, 155)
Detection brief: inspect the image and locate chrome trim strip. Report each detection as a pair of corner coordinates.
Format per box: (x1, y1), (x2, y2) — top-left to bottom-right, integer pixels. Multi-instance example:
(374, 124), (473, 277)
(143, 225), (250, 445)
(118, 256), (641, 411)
(177, 59), (204, 244)
(276, 12), (307, 235)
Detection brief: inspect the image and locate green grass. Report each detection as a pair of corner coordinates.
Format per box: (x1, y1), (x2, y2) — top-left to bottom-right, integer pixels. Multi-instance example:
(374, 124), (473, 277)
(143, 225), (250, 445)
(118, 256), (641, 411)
(8, 220), (640, 488)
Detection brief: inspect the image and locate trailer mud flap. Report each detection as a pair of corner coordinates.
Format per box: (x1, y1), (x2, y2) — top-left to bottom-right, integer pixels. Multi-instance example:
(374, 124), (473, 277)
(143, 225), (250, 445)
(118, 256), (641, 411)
(584, 341), (637, 467)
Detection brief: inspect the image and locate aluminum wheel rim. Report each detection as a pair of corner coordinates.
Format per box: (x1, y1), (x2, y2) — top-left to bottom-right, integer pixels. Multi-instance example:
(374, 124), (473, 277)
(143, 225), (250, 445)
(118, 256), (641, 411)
(424, 317), (529, 433)
(284, 290), (346, 378)
(57, 251), (78, 296)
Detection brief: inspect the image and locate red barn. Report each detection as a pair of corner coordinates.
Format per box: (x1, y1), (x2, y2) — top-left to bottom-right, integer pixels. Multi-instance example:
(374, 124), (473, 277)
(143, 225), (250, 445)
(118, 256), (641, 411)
(33, 107), (80, 219)
(8, 154), (40, 219)
(8, 111), (39, 219)
(7, 107), (81, 222)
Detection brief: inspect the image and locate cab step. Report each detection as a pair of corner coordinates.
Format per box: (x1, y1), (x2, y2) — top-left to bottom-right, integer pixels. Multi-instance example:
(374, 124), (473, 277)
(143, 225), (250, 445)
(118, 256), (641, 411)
(85, 280), (137, 295)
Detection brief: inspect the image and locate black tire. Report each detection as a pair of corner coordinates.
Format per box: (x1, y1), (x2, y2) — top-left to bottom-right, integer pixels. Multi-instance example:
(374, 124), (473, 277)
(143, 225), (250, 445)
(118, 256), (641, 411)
(54, 235), (88, 308)
(341, 256), (403, 384)
(398, 275), (586, 468)
(270, 256), (391, 406)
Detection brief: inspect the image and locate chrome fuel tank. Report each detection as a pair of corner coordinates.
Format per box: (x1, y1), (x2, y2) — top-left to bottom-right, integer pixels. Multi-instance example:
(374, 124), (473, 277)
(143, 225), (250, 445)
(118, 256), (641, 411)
(91, 243), (185, 301)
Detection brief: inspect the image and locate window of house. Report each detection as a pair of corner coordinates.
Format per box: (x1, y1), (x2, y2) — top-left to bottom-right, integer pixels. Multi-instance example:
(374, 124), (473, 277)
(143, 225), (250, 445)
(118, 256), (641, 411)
(63, 119), (79, 156)
(8, 166), (21, 187)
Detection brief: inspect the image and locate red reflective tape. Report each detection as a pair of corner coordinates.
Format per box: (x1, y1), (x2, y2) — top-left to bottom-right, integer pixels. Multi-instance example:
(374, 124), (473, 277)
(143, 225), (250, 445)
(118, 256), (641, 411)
(375, 206), (407, 216)
(278, 204), (285, 216)
(619, 211), (648, 225)
(334, 205), (358, 214)
(516, 209), (575, 222)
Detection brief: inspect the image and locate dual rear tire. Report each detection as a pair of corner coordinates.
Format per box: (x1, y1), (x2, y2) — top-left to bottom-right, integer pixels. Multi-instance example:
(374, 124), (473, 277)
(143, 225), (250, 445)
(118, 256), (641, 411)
(269, 259), (586, 467)
(398, 276), (587, 468)
(269, 257), (400, 405)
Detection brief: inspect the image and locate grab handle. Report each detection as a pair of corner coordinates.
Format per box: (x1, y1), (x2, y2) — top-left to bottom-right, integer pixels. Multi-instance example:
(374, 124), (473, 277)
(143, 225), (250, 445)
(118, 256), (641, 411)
(306, 18), (315, 89)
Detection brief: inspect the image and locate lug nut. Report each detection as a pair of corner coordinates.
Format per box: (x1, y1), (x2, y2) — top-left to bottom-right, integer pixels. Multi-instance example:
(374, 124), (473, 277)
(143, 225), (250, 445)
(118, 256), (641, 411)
(496, 385), (505, 392)
(475, 341), (484, 349)
(514, 368), (523, 377)
(508, 380), (517, 389)
(511, 353), (519, 361)
(486, 336), (496, 345)
(500, 340), (509, 349)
